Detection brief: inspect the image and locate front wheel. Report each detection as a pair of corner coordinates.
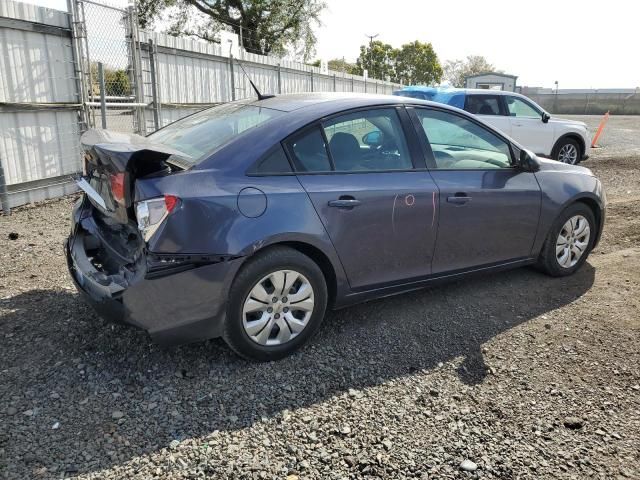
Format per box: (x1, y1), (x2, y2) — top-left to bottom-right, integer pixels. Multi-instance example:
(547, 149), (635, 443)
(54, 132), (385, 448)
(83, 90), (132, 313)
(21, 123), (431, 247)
(223, 246), (328, 361)
(554, 138), (581, 164)
(536, 203), (596, 277)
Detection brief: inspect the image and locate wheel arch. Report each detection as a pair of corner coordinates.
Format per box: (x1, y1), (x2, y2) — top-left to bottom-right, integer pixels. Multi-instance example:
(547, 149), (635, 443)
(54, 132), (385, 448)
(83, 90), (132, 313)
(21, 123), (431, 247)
(552, 133), (586, 159)
(241, 238), (341, 309)
(278, 241), (338, 308)
(573, 196), (603, 248)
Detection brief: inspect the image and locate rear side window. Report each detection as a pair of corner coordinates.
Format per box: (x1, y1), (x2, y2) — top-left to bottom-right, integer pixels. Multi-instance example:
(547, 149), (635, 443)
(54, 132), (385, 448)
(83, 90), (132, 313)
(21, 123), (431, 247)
(322, 108), (412, 172)
(464, 95), (502, 115)
(148, 103), (284, 161)
(250, 145), (292, 174)
(288, 127), (332, 172)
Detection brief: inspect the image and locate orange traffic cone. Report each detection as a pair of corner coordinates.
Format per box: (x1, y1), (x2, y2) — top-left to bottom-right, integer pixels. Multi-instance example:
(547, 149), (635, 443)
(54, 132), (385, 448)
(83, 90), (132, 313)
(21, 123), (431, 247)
(591, 111), (610, 148)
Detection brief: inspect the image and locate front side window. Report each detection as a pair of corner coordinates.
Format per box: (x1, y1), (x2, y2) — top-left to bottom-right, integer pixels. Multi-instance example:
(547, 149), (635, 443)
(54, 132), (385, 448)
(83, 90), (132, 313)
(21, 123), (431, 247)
(464, 95), (502, 116)
(506, 96), (541, 118)
(148, 103), (284, 160)
(416, 109), (512, 169)
(322, 108), (412, 171)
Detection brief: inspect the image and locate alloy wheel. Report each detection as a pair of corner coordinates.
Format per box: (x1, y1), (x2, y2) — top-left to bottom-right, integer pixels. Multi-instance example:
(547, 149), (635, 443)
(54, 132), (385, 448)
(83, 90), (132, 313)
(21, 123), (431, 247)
(242, 270), (315, 346)
(558, 144), (579, 164)
(556, 215), (590, 268)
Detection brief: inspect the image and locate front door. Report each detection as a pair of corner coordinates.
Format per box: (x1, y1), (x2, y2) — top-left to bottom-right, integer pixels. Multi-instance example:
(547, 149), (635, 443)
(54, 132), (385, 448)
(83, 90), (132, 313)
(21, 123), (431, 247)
(411, 107), (541, 273)
(286, 108), (439, 289)
(503, 95), (555, 155)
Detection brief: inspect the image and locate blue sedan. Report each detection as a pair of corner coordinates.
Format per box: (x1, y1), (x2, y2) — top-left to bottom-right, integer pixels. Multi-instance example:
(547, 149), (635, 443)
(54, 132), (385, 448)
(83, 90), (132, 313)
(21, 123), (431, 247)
(66, 93), (606, 360)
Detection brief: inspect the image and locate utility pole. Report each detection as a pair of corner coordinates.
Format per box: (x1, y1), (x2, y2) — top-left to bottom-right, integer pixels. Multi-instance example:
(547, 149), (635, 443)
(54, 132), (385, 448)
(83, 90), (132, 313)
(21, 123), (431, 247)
(365, 33), (379, 78)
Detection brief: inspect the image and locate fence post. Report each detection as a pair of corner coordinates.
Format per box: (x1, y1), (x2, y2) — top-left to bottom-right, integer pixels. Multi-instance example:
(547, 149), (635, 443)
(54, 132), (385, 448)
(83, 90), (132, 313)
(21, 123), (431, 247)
(98, 62), (107, 129)
(125, 5), (146, 134)
(148, 39), (160, 130)
(310, 70), (314, 92)
(0, 156), (9, 215)
(78, 0), (94, 127)
(67, 0), (88, 132)
(351, 77), (354, 92)
(333, 74), (336, 92)
(277, 64), (282, 94)
(229, 53), (236, 101)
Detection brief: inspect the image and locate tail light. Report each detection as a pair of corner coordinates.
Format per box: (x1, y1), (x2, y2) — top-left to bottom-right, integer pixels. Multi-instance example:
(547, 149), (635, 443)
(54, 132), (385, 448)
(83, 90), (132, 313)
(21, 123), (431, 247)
(135, 195), (179, 242)
(110, 173), (126, 205)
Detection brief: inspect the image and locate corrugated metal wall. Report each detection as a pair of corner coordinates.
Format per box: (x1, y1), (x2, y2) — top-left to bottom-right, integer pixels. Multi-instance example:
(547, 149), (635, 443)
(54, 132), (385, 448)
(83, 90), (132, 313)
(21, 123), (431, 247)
(140, 31), (404, 130)
(0, 0), (82, 207)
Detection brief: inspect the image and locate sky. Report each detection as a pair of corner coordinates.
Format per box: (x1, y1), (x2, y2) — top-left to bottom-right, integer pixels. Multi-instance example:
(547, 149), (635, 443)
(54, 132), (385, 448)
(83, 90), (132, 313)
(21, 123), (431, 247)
(28, 0), (640, 89)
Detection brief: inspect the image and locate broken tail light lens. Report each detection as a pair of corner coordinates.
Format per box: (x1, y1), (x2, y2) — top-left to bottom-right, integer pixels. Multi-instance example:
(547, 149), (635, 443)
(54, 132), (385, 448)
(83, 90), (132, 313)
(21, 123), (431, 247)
(135, 195), (180, 242)
(110, 173), (126, 205)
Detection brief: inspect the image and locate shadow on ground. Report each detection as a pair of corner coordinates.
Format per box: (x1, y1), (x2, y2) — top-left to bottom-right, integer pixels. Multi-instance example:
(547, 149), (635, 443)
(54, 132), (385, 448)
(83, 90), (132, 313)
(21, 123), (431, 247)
(0, 264), (595, 476)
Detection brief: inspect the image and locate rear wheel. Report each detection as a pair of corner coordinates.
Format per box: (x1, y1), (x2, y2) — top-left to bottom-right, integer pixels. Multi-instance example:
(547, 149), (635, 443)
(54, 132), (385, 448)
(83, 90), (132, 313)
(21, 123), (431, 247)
(224, 246), (327, 361)
(537, 203), (595, 277)
(554, 138), (581, 164)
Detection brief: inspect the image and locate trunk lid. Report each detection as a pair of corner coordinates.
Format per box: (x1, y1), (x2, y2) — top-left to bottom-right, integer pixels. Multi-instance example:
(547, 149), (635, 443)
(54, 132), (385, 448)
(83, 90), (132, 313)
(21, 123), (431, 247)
(78, 129), (192, 224)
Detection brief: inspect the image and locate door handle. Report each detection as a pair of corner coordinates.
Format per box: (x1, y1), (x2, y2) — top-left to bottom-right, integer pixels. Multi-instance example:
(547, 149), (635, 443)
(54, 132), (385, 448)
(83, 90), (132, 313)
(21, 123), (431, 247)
(446, 193), (471, 205)
(513, 122), (523, 127)
(328, 196), (361, 209)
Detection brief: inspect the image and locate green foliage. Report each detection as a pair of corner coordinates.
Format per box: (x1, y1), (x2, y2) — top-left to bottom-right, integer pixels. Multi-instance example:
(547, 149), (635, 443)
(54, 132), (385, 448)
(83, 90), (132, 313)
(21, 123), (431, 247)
(443, 55), (500, 88)
(354, 40), (396, 80)
(89, 63), (131, 97)
(394, 41), (442, 85)
(104, 69), (131, 96)
(354, 40), (442, 84)
(137, 0), (326, 60)
(327, 58), (357, 74)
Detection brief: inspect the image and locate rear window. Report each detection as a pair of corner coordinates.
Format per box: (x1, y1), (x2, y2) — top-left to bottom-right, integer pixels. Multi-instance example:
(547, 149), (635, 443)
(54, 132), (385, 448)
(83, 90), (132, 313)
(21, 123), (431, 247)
(148, 103), (284, 161)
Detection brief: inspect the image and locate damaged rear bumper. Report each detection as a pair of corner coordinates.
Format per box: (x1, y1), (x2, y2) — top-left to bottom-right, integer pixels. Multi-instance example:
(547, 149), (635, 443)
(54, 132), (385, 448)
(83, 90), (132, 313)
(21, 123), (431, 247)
(65, 199), (244, 345)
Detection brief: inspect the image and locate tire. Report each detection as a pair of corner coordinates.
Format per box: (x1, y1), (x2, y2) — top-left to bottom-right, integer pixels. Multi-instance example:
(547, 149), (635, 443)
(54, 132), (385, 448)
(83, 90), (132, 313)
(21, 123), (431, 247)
(223, 246), (328, 361)
(536, 203), (596, 277)
(553, 138), (581, 164)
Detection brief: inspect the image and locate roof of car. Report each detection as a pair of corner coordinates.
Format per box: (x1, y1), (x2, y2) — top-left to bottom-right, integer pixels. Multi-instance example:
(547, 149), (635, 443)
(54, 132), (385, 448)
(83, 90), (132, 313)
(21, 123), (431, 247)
(237, 92), (425, 112)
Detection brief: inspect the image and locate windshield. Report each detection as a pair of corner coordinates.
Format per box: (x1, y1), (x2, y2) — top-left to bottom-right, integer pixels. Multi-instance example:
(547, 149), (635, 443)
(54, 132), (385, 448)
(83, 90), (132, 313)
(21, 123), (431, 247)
(148, 103), (285, 161)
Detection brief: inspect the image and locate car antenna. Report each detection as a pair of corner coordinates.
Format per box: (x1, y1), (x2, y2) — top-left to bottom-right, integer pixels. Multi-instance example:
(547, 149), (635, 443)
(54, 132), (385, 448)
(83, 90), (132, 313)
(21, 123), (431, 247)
(235, 58), (275, 101)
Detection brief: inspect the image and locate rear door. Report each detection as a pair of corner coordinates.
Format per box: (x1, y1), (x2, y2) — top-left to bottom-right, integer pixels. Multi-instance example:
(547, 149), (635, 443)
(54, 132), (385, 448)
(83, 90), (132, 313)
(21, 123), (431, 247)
(410, 107), (541, 273)
(286, 107), (439, 290)
(464, 94), (512, 137)
(504, 95), (555, 155)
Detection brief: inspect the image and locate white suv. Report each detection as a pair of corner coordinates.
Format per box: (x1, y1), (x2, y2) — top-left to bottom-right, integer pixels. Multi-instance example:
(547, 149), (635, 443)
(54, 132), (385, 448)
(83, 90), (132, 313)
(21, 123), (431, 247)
(394, 87), (591, 164)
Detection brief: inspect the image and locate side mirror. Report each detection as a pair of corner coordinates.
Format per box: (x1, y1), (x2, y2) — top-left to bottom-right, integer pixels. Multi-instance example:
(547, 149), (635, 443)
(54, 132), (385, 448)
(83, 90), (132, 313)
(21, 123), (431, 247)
(362, 130), (382, 147)
(518, 149), (541, 172)
(542, 112), (551, 123)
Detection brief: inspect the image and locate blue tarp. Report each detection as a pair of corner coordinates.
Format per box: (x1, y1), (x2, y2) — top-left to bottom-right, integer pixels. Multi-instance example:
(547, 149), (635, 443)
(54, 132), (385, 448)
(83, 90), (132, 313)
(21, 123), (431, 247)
(393, 87), (466, 110)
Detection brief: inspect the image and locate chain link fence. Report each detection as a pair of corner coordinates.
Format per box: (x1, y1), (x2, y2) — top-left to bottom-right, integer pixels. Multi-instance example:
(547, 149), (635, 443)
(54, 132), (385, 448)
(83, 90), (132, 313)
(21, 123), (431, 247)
(78, 0), (142, 133)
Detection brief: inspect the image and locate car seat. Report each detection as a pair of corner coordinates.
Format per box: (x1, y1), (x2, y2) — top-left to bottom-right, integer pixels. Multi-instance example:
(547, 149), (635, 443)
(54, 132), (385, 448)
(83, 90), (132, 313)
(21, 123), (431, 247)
(329, 132), (361, 170)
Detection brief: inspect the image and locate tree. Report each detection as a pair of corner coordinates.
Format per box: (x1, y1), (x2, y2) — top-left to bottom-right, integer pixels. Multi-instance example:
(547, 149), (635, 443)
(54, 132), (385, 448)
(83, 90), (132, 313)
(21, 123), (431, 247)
(137, 0), (326, 60)
(443, 55), (499, 87)
(353, 40), (396, 80)
(327, 58), (357, 74)
(394, 41), (442, 85)
(89, 63), (131, 97)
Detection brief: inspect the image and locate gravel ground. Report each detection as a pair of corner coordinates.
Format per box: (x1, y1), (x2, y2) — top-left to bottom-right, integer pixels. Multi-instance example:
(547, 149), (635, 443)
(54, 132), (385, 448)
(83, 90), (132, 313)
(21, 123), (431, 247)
(1, 116), (639, 479)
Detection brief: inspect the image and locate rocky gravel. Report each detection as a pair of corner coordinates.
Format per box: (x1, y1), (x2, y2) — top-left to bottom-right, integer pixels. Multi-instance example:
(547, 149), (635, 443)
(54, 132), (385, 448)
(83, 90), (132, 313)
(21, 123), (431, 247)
(1, 116), (640, 479)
